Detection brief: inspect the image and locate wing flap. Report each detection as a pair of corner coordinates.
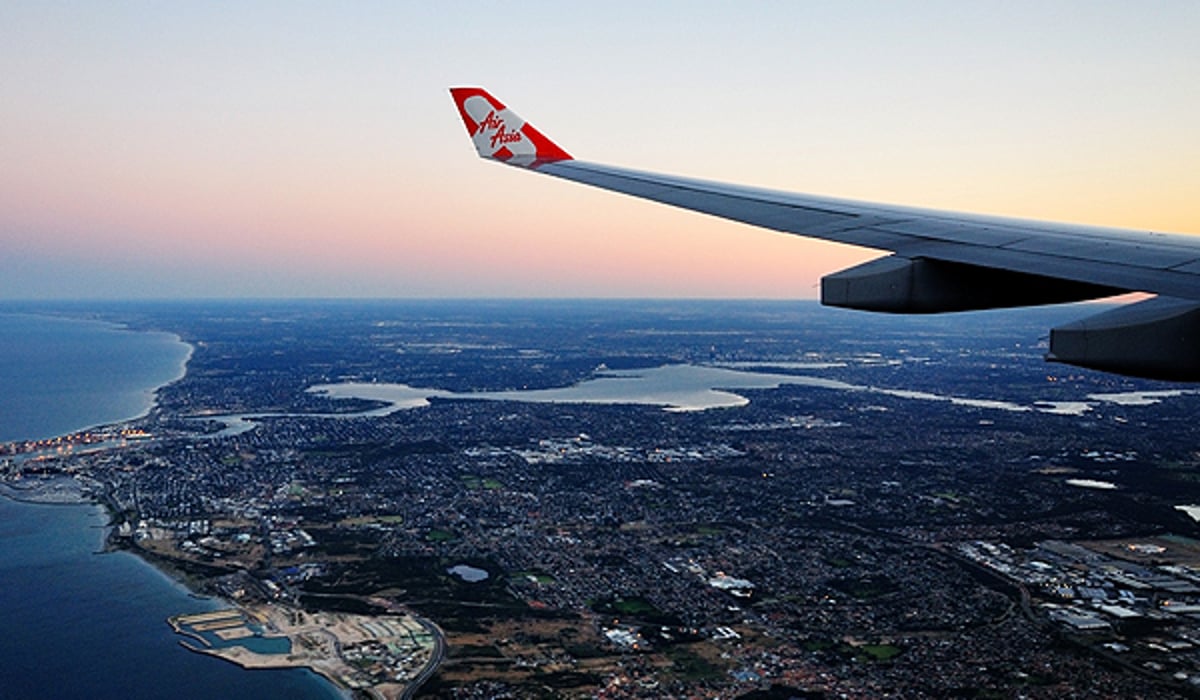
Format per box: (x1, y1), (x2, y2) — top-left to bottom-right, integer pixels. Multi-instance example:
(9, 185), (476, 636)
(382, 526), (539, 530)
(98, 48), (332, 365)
(873, 220), (1031, 248)
(1169, 259), (1200, 275)
(1005, 236), (1200, 270)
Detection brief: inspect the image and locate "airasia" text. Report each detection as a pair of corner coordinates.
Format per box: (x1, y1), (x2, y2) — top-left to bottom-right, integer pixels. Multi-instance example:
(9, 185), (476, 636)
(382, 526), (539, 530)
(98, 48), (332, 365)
(479, 110), (523, 150)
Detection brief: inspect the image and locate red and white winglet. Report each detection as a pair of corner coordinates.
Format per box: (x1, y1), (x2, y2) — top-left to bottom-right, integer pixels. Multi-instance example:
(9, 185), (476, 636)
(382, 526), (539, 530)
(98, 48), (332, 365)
(450, 87), (572, 168)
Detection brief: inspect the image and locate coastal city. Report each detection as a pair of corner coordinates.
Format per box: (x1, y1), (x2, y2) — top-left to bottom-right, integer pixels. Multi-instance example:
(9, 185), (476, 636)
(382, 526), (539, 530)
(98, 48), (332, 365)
(6, 300), (1200, 698)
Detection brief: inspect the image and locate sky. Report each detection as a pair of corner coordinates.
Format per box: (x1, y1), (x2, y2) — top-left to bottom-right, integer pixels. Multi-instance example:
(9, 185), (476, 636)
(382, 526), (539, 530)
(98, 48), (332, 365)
(2, 1), (1197, 299)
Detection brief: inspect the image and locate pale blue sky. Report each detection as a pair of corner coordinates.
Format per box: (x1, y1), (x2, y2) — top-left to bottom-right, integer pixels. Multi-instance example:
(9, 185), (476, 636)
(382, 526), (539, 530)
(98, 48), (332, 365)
(2, 1), (1197, 298)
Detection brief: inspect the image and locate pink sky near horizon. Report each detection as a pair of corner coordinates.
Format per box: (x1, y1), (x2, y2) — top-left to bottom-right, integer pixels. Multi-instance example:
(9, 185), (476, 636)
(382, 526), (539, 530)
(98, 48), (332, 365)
(1, 1), (1197, 299)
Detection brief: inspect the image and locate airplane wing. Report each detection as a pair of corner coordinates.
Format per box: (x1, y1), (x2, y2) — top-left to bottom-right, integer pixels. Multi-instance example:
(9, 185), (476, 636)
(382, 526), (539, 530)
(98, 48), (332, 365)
(450, 87), (1200, 381)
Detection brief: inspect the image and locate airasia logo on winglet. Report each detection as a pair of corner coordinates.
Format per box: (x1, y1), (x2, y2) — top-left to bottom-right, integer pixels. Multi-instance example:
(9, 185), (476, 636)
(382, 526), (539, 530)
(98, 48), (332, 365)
(479, 110), (523, 150)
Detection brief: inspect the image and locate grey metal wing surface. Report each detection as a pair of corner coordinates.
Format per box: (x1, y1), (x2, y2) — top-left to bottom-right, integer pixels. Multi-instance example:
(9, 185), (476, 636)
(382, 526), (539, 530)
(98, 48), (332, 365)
(451, 87), (1200, 380)
(539, 161), (1200, 302)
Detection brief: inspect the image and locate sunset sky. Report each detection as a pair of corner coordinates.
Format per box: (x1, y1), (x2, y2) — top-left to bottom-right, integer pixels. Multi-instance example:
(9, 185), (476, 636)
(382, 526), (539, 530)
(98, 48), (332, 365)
(2, 1), (1197, 299)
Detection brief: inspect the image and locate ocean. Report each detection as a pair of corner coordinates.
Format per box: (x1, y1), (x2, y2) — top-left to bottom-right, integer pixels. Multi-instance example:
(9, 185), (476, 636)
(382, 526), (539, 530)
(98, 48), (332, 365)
(0, 314), (189, 443)
(0, 314), (340, 699)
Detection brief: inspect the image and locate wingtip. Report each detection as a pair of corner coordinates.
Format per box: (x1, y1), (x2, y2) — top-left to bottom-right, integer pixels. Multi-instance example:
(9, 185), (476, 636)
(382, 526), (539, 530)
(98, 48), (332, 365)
(449, 87), (572, 167)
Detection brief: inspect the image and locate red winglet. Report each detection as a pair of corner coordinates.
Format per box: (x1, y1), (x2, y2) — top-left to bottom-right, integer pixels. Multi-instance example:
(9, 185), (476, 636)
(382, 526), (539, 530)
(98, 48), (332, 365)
(450, 87), (572, 167)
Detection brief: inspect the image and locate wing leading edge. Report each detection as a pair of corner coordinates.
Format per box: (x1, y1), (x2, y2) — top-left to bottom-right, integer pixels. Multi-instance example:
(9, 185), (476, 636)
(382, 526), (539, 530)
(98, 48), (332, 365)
(449, 87), (1200, 381)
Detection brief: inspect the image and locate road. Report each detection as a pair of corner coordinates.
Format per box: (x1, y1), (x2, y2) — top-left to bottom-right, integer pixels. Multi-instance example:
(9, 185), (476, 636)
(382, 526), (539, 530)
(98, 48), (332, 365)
(401, 615), (446, 700)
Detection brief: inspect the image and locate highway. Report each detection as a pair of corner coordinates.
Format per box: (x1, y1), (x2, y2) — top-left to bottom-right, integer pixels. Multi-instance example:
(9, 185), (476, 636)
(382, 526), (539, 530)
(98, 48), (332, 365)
(401, 615), (445, 700)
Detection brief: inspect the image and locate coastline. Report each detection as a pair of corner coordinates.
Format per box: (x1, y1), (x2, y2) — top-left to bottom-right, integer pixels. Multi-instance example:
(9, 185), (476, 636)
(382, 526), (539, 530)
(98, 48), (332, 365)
(175, 640), (356, 700)
(0, 313), (191, 507)
(0, 476), (92, 505)
(58, 322), (194, 438)
(0, 315), (343, 699)
(167, 604), (437, 700)
(0, 315), (431, 700)
(0, 495), (346, 700)
(0, 312), (194, 444)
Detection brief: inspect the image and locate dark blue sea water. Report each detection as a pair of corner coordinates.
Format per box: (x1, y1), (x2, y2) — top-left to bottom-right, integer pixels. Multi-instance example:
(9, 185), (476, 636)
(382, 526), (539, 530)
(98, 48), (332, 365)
(0, 315), (340, 699)
(0, 314), (190, 443)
